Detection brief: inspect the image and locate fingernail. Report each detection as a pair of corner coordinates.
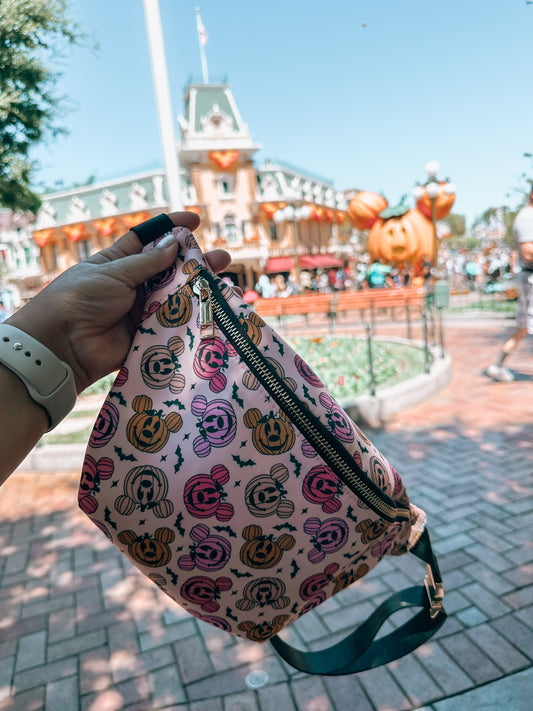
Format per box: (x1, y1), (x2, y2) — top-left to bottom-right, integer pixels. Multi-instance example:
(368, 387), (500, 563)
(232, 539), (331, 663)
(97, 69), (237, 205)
(156, 233), (177, 249)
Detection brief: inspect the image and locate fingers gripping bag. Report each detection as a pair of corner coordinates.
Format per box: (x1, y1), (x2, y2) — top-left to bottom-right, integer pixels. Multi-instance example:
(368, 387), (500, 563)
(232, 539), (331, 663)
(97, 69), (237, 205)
(81, 225), (446, 676)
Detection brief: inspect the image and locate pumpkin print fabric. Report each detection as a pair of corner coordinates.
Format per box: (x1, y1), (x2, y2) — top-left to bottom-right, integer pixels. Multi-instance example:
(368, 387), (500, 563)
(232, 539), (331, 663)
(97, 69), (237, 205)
(81, 226), (427, 642)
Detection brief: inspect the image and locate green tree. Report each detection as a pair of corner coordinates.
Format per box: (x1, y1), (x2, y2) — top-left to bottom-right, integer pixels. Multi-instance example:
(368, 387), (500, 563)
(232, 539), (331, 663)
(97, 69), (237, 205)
(0, 0), (85, 213)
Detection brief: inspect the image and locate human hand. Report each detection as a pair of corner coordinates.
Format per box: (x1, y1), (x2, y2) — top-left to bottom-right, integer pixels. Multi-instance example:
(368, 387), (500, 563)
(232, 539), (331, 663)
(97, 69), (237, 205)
(6, 212), (232, 393)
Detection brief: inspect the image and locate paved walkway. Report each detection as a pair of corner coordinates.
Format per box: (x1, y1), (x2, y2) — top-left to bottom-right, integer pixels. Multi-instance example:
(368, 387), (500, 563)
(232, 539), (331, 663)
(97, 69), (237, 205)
(1, 315), (532, 711)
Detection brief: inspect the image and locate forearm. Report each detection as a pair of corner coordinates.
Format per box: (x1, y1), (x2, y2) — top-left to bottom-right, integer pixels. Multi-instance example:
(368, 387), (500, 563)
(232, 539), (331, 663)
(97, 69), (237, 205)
(0, 363), (49, 486)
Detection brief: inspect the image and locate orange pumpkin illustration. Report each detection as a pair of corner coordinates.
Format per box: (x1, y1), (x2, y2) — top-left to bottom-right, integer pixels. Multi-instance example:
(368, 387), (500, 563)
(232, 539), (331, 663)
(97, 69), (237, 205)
(156, 291), (193, 327)
(244, 408), (296, 455)
(239, 524), (295, 569)
(118, 527), (175, 567)
(126, 395), (183, 453)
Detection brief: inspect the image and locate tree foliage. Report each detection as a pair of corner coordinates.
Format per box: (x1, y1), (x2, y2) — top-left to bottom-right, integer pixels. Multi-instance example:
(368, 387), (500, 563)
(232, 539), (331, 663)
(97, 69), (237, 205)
(0, 0), (84, 213)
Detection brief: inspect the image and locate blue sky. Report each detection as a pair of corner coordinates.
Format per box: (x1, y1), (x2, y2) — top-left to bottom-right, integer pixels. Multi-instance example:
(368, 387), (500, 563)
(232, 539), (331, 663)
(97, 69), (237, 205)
(32, 0), (533, 225)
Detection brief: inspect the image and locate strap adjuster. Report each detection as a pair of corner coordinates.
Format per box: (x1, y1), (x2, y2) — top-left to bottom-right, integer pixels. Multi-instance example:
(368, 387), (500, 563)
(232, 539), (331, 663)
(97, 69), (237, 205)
(424, 564), (444, 619)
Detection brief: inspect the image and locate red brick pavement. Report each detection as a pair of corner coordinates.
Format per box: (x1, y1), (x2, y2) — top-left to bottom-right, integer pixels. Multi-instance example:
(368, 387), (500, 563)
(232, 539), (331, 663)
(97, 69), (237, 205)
(0, 316), (532, 710)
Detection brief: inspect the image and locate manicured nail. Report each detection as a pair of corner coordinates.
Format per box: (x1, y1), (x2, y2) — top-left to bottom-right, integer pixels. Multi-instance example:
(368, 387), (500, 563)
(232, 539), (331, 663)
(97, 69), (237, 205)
(156, 233), (177, 249)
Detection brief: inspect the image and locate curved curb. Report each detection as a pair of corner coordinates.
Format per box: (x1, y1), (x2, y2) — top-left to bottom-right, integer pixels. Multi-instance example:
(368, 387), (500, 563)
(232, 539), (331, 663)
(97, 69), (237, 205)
(17, 342), (452, 473)
(343, 344), (453, 428)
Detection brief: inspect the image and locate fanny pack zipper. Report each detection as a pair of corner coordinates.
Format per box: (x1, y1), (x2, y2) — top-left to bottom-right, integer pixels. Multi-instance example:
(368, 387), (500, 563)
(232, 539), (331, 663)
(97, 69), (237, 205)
(191, 268), (411, 524)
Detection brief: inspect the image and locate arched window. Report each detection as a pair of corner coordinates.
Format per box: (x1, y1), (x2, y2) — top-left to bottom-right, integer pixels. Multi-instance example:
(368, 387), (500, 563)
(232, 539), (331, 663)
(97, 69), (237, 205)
(222, 213), (239, 245)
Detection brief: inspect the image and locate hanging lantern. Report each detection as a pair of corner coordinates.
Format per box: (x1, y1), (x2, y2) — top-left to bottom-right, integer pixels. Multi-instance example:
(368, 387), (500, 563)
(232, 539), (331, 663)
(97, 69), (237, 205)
(347, 191), (389, 230)
(93, 218), (117, 237)
(63, 224), (86, 242)
(122, 212), (150, 229)
(33, 229), (54, 247)
(209, 150), (239, 169)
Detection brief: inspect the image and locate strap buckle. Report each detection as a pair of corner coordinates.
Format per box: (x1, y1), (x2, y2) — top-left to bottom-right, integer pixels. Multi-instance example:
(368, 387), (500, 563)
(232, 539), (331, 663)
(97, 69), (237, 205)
(424, 564), (444, 619)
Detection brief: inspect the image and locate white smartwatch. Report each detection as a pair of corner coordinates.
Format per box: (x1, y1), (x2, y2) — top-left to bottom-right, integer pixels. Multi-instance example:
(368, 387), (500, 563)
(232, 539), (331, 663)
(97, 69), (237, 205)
(0, 324), (77, 431)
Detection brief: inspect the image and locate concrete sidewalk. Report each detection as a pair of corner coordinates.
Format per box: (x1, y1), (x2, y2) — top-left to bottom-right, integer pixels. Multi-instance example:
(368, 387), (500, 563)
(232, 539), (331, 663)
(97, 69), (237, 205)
(1, 316), (532, 710)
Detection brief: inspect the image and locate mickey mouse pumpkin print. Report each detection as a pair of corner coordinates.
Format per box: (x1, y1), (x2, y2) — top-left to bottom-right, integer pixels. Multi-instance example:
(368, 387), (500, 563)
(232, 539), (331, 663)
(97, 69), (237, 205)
(303, 516), (349, 563)
(239, 524), (295, 569)
(140, 336), (185, 393)
(114, 465), (174, 518)
(183, 464), (234, 521)
(244, 408), (296, 456)
(178, 524), (232, 572)
(180, 575), (232, 613)
(156, 290), (193, 328)
(236, 577), (290, 611)
(244, 463), (295, 518)
(237, 615), (290, 642)
(193, 336), (236, 393)
(78, 455), (114, 514)
(118, 527), (175, 568)
(192, 395), (237, 458)
(302, 464), (343, 513)
(126, 395), (183, 453)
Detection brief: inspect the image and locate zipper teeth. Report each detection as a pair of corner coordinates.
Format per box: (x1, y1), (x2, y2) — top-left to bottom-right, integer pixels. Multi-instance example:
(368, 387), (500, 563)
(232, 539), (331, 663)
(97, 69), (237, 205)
(197, 272), (410, 523)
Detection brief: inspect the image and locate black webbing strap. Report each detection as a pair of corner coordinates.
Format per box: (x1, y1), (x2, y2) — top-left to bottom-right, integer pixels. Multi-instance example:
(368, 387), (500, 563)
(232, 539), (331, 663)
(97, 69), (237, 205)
(270, 529), (446, 676)
(130, 213), (174, 245)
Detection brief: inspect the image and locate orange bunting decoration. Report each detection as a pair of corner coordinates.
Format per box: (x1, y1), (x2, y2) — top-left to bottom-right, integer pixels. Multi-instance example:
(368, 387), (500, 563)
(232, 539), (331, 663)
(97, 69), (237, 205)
(313, 206), (325, 222)
(335, 211), (347, 224)
(261, 203), (278, 219)
(324, 209), (334, 223)
(63, 224), (86, 242)
(122, 212), (150, 229)
(33, 229), (54, 247)
(185, 206), (202, 215)
(93, 218), (117, 237)
(209, 150), (239, 169)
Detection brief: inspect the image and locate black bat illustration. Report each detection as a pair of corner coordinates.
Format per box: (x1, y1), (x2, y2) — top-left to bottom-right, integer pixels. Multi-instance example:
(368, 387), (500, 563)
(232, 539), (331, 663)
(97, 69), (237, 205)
(290, 602), (299, 615)
(346, 505), (358, 522)
(110, 391), (127, 407)
(225, 607), (238, 622)
(302, 385), (317, 406)
(164, 399), (185, 410)
(290, 454), (301, 478)
(174, 513), (185, 536)
(232, 454), (256, 467)
(174, 445), (184, 474)
(166, 567), (179, 585)
(214, 525), (237, 538)
(187, 326), (195, 350)
(104, 506), (118, 530)
(289, 559), (300, 579)
(232, 383), (244, 409)
(230, 568), (252, 578)
(139, 325), (156, 335)
(114, 446), (137, 462)
(273, 523), (297, 532)
(272, 334), (284, 356)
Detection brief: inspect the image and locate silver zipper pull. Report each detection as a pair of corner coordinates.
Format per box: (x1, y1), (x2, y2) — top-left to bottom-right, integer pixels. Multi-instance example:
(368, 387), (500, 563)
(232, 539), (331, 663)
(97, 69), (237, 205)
(192, 276), (215, 339)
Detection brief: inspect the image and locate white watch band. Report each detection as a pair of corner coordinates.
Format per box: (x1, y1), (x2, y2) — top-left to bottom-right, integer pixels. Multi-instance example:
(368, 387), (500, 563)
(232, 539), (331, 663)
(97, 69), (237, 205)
(0, 324), (77, 431)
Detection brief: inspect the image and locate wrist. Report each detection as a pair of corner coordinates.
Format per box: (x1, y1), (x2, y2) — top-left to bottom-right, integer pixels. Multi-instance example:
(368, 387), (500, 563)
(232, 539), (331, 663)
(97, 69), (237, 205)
(0, 322), (78, 430)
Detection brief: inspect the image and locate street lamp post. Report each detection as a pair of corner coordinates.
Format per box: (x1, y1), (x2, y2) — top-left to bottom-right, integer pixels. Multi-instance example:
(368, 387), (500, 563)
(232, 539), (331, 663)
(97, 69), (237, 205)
(412, 161), (456, 357)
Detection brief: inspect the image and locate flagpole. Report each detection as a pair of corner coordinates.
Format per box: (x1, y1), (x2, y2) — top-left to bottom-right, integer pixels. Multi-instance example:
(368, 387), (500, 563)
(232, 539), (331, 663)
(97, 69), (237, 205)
(142, 0), (183, 210)
(195, 6), (209, 84)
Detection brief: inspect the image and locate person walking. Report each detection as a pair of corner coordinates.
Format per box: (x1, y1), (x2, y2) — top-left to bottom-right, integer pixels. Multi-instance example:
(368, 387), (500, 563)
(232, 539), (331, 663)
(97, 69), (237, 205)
(487, 185), (533, 381)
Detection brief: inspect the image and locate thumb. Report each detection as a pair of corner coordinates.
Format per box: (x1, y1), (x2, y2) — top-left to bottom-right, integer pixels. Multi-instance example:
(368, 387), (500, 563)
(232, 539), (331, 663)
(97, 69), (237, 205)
(102, 232), (179, 288)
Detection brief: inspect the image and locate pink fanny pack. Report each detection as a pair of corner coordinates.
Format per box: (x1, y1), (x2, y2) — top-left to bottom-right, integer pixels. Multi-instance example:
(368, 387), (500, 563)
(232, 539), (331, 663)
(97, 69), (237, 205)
(80, 226), (445, 675)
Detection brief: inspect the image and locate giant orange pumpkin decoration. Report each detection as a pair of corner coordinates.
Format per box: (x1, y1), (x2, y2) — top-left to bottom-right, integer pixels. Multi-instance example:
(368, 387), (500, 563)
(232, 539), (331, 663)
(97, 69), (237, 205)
(366, 208), (435, 264)
(415, 183), (455, 221)
(347, 191), (389, 230)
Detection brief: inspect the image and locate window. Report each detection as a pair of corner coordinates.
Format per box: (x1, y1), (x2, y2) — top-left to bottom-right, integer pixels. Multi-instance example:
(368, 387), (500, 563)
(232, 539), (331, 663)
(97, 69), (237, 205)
(77, 240), (91, 261)
(222, 214), (239, 245)
(216, 174), (235, 198)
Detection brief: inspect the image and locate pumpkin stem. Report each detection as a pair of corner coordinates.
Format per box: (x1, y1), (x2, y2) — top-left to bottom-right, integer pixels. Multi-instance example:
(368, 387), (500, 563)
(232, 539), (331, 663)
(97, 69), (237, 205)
(379, 193), (410, 220)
